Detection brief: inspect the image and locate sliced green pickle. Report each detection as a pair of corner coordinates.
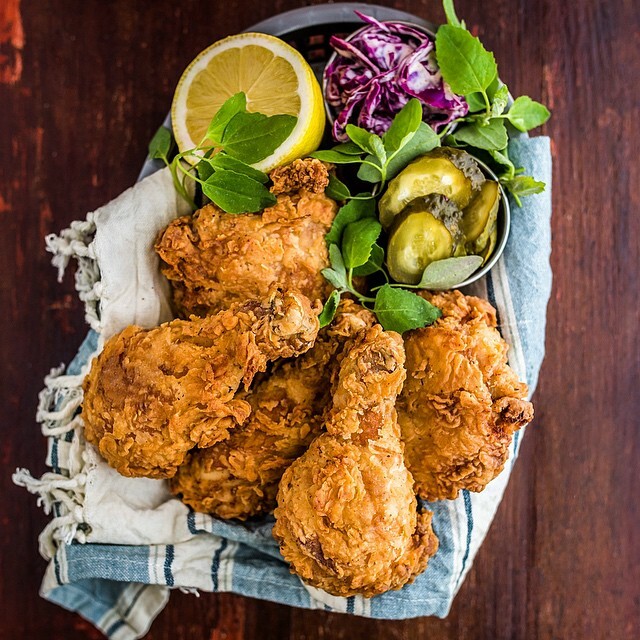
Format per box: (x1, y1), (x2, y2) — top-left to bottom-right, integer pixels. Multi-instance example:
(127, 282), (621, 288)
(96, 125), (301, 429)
(461, 180), (500, 245)
(379, 155), (474, 228)
(386, 210), (454, 285)
(403, 193), (464, 247)
(478, 224), (498, 265)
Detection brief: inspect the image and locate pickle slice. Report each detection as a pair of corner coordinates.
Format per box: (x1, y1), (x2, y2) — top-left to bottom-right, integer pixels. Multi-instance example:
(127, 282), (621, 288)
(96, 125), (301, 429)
(461, 180), (500, 245)
(379, 155), (474, 229)
(478, 224), (498, 265)
(387, 210), (454, 285)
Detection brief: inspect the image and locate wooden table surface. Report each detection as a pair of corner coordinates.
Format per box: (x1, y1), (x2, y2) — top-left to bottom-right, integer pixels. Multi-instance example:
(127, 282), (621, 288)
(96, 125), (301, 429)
(1, 0), (638, 638)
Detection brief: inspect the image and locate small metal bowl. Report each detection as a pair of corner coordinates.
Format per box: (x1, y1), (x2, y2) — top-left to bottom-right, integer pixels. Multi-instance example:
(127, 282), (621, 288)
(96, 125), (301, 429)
(441, 156), (511, 289)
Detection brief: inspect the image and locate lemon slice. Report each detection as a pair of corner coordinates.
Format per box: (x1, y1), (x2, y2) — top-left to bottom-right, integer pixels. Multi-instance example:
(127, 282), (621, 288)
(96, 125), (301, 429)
(171, 33), (325, 172)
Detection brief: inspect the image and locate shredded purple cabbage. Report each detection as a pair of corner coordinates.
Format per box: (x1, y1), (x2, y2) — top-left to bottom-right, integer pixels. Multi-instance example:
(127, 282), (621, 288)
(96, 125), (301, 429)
(324, 12), (469, 141)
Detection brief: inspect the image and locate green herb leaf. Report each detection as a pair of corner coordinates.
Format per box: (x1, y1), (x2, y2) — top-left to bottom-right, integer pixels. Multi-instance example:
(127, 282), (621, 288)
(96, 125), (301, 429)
(148, 126), (173, 161)
(204, 153), (269, 183)
(325, 197), (376, 246)
(443, 0), (465, 28)
(357, 122), (440, 183)
(321, 267), (347, 291)
(453, 118), (508, 150)
(356, 156), (385, 183)
(196, 158), (215, 182)
(205, 92), (247, 144)
(489, 148), (516, 175)
(502, 174), (546, 197)
(353, 243), (385, 276)
(346, 125), (386, 161)
(491, 84), (510, 117)
(383, 98), (423, 157)
(329, 243), (347, 276)
(222, 112), (297, 164)
(435, 25), (497, 96)
(418, 255), (483, 289)
(310, 150), (364, 164)
(341, 218), (382, 269)
(464, 92), (486, 113)
(203, 169), (276, 213)
(325, 174), (351, 201)
(506, 96), (551, 132)
(332, 141), (365, 155)
(318, 290), (341, 328)
(386, 122), (440, 178)
(373, 285), (441, 333)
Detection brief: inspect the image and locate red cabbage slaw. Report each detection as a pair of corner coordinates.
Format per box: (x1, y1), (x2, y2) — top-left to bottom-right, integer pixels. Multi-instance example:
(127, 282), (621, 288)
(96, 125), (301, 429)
(324, 12), (468, 141)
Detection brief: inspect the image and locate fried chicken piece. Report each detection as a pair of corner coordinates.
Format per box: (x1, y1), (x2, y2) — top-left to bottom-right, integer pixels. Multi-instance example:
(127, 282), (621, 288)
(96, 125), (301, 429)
(155, 159), (337, 317)
(81, 289), (319, 479)
(170, 299), (375, 520)
(273, 325), (439, 597)
(269, 158), (329, 195)
(399, 290), (534, 501)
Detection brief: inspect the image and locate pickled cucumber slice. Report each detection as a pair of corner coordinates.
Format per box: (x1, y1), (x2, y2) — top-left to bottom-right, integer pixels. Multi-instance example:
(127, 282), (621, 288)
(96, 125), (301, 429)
(379, 155), (474, 229)
(387, 210), (454, 285)
(461, 180), (500, 245)
(478, 224), (498, 265)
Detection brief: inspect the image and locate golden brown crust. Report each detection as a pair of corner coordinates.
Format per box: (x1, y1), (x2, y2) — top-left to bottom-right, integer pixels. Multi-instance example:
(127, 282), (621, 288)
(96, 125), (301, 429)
(399, 290), (534, 501)
(155, 163), (337, 317)
(81, 289), (319, 479)
(269, 158), (330, 195)
(273, 325), (438, 597)
(170, 299), (376, 520)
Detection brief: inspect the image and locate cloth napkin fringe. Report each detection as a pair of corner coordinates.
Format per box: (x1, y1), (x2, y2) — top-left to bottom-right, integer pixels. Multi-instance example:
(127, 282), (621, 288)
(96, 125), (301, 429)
(45, 214), (101, 332)
(13, 358), (97, 559)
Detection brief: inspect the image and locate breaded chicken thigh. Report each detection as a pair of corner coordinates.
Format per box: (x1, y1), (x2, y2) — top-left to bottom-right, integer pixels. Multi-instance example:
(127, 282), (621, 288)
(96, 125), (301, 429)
(155, 159), (337, 317)
(81, 289), (319, 479)
(273, 325), (438, 597)
(399, 290), (533, 501)
(170, 299), (375, 519)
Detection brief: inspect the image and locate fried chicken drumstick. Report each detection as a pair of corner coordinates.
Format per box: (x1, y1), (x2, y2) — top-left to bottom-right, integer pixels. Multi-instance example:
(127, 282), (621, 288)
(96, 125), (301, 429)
(170, 299), (375, 520)
(155, 159), (336, 317)
(399, 290), (534, 501)
(273, 325), (438, 597)
(81, 289), (319, 479)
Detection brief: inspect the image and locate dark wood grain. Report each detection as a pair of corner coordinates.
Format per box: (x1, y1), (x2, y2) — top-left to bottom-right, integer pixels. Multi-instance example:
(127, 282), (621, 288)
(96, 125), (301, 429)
(1, 1), (638, 639)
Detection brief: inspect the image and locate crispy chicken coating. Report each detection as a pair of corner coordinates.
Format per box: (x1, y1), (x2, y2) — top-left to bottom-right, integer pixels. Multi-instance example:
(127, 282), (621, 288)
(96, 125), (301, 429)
(269, 158), (330, 195)
(170, 299), (375, 520)
(273, 325), (439, 597)
(155, 159), (337, 317)
(81, 289), (319, 479)
(399, 290), (534, 501)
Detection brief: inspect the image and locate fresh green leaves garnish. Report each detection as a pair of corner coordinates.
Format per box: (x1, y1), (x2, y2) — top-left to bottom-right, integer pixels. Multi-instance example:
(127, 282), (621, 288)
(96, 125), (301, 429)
(314, 99), (440, 189)
(221, 112), (297, 164)
(452, 118), (508, 150)
(374, 285), (442, 333)
(155, 92), (298, 213)
(434, 0), (550, 205)
(325, 197), (376, 246)
(353, 243), (384, 276)
(418, 255), (483, 289)
(148, 126), (173, 162)
(505, 96), (551, 132)
(325, 174), (351, 200)
(435, 25), (497, 99)
(204, 92), (247, 144)
(443, 0), (465, 28)
(342, 218), (382, 269)
(318, 290), (341, 328)
(202, 170), (276, 214)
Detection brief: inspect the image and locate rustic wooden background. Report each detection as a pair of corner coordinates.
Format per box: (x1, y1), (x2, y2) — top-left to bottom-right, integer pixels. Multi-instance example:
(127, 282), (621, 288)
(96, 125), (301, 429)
(1, 0), (638, 638)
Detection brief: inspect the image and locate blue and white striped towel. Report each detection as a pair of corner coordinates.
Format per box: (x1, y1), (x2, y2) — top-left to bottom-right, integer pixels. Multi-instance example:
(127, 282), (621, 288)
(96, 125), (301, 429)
(15, 137), (551, 640)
